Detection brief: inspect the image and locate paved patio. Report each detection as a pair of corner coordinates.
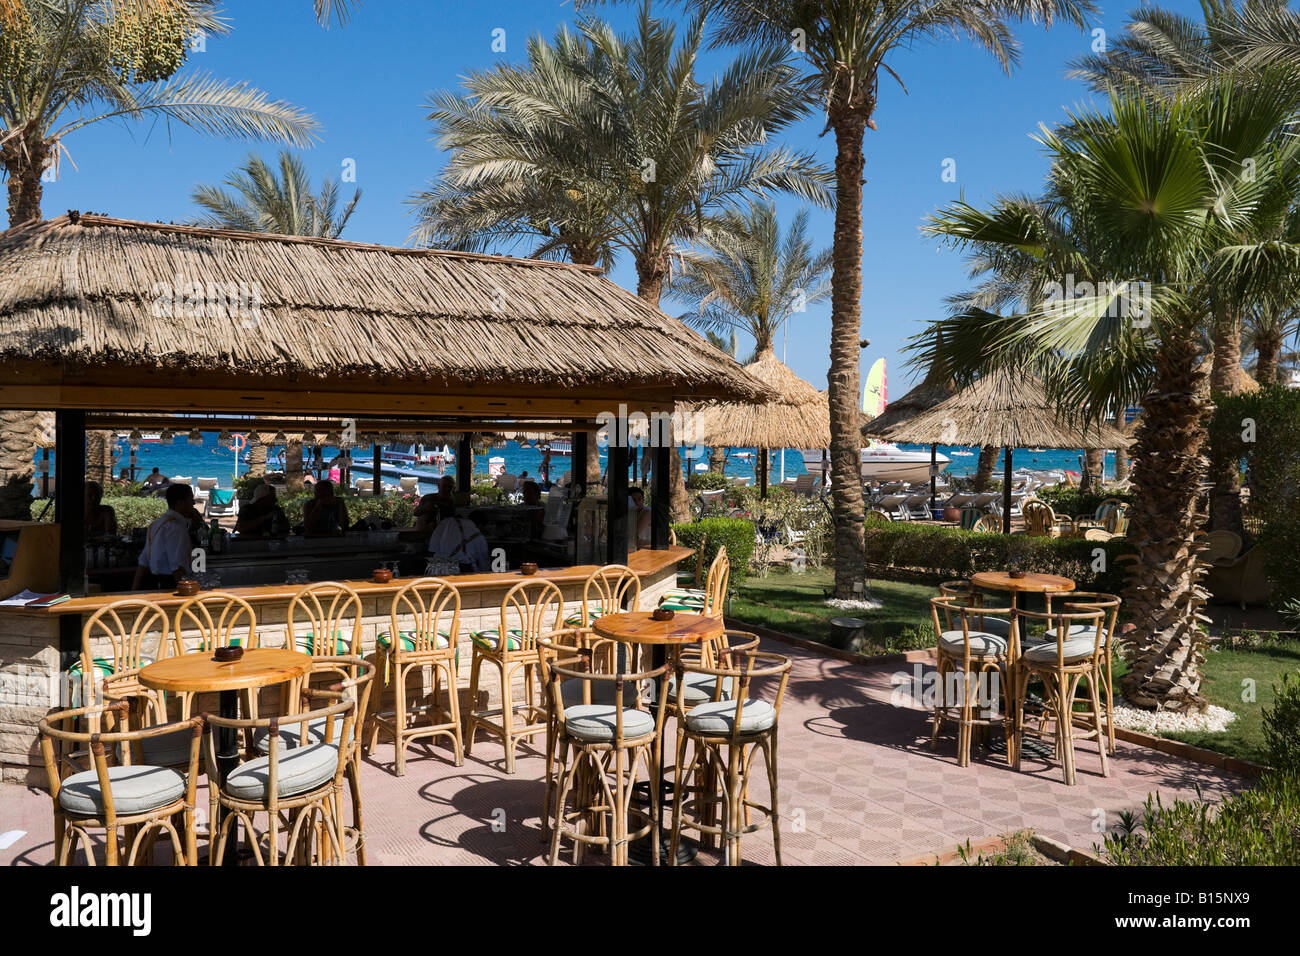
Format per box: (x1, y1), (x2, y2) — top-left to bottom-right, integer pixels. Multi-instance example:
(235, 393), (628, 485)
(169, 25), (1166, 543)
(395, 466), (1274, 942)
(0, 638), (1246, 866)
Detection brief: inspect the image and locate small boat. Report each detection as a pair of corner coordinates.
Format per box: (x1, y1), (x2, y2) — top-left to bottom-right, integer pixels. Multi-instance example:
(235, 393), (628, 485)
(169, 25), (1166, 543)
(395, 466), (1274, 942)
(801, 444), (949, 485)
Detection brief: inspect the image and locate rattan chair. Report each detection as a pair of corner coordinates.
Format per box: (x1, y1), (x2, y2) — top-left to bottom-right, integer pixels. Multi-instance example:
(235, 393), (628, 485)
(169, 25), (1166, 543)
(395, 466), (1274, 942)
(1012, 604), (1111, 785)
(367, 577), (464, 774)
(929, 596), (1019, 767)
(204, 692), (356, 866)
(39, 701), (203, 866)
(1036, 591), (1120, 754)
(667, 649), (792, 866)
(466, 578), (565, 773)
(170, 591), (261, 719)
(565, 564), (641, 627)
(659, 546), (729, 617)
(1022, 500), (1057, 537)
(78, 600), (171, 722)
(544, 644), (668, 866)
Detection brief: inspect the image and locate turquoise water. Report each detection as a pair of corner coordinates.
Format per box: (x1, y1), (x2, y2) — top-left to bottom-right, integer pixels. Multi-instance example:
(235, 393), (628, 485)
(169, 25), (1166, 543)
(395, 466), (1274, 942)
(44, 435), (1114, 490)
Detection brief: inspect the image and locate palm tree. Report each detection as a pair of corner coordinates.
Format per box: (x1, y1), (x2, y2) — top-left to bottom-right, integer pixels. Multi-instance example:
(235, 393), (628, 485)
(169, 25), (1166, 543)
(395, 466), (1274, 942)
(688, 0), (1097, 598)
(1245, 304), (1300, 384)
(417, 3), (832, 518)
(924, 74), (1300, 711)
(190, 150), (360, 238)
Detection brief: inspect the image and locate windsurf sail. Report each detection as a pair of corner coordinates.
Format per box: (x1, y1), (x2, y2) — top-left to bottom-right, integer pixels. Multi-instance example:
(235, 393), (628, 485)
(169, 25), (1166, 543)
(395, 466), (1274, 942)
(863, 358), (888, 417)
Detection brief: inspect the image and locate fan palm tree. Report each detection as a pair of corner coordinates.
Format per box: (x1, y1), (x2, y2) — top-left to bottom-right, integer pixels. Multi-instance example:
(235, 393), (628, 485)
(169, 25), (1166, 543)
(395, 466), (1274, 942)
(190, 150), (360, 238)
(1245, 303), (1300, 383)
(0, 0), (318, 227)
(685, 0), (1097, 597)
(923, 73), (1300, 711)
(416, 3), (833, 518)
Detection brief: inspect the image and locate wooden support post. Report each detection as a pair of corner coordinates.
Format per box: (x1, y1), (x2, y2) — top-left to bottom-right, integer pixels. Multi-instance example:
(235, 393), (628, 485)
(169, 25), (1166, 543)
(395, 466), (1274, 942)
(457, 434), (472, 494)
(573, 431), (588, 498)
(1003, 448), (1013, 535)
(930, 443), (938, 513)
(54, 410), (87, 600)
(651, 443), (670, 550)
(607, 444), (629, 565)
(758, 447), (769, 500)
(372, 442), (382, 496)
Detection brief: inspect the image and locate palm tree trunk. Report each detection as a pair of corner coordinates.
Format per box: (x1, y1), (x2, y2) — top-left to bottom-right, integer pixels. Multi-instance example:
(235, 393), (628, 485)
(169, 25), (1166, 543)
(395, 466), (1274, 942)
(1120, 334), (1211, 712)
(827, 114), (869, 599)
(0, 410), (42, 519)
(635, 255), (689, 523)
(973, 446), (999, 492)
(285, 442), (305, 492)
(246, 443), (267, 477)
(1255, 328), (1282, 385)
(584, 438), (601, 487)
(2, 133), (47, 227)
(1113, 413), (1130, 481)
(1080, 449), (1105, 493)
(86, 430), (114, 486)
(1209, 308), (1247, 532)
(708, 446), (727, 473)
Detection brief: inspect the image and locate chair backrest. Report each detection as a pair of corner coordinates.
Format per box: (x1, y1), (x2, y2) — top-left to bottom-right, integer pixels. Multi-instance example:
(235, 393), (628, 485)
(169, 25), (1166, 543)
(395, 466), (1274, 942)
(498, 579), (565, 652)
(388, 577), (461, 653)
(1022, 499), (1055, 536)
(582, 564), (641, 623)
(688, 534), (709, 586)
(546, 647), (667, 741)
(958, 506), (984, 530)
(1104, 509), (1129, 535)
(673, 649), (791, 738)
(703, 546), (730, 618)
(929, 596), (1016, 660)
(173, 591), (259, 654)
(498, 474), (518, 493)
(82, 599), (170, 681)
(197, 477), (219, 491)
(288, 582), (364, 656)
(399, 476), (419, 493)
(1200, 530), (1242, 563)
(1017, 603), (1109, 668)
(794, 473), (816, 495)
(972, 514), (1001, 533)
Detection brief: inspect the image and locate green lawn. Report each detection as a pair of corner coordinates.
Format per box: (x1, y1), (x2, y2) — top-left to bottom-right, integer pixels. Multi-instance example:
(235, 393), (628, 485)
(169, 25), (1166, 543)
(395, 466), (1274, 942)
(731, 568), (1299, 765)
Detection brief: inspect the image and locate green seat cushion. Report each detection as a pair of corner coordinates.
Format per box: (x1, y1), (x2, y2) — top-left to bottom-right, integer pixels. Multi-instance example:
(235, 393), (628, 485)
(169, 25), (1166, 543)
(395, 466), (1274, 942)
(294, 631), (354, 656)
(377, 630), (451, 652)
(562, 704), (655, 742)
(685, 698), (775, 735)
(938, 631), (1009, 659)
(1022, 636), (1103, 665)
(470, 628), (524, 651)
(224, 742), (340, 801)
(252, 716), (354, 754)
(563, 607), (611, 627)
(59, 764), (186, 817)
(66, 658), (114, 678)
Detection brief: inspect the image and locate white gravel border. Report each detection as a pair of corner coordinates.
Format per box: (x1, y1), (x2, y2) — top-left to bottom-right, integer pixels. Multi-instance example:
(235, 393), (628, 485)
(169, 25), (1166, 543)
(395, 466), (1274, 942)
(824, 597), (885, 612)
(1110, 701), (1238, 735)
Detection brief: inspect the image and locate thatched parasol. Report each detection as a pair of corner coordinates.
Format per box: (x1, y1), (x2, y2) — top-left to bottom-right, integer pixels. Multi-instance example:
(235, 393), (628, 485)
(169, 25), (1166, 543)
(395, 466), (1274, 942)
(872, 367), (1129, 531)
(861, 368), (957, 510)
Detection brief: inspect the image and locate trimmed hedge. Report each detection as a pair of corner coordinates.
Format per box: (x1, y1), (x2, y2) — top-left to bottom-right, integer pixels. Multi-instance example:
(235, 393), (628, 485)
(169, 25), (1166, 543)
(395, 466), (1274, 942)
(34, 496), (167, 533)
(864, 522), (1134, 594)
(672, 517), (756, 582)
(1035, 487), (1133, 519)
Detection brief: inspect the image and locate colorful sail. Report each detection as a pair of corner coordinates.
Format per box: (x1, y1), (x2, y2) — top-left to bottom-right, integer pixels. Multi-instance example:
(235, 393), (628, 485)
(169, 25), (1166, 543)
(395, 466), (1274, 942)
(863, 358), (888, 417)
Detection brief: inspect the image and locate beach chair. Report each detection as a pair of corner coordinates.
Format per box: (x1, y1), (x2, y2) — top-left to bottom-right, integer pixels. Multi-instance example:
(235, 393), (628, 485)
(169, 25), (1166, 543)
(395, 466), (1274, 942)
(399, 476), (419, 494)
(943, 492), (976, 512)
(730, 476), (752, 487)
(876, 493), (910, 520)
(878, 481), (906, 496)
(205, 488), (238, 518)
(1021, 499), (1057, 536)
(497, 474), (519, 494)
(903, 492), (933, 520)
(793, 473), (817, 497)
(698, 489), (727, 509)
(968, 492), (1001, 511)
(194, 477), (218, 507)
(354, 478), (378, 496)
(171, 475), (192, 488)
(958, 506), (985, 530)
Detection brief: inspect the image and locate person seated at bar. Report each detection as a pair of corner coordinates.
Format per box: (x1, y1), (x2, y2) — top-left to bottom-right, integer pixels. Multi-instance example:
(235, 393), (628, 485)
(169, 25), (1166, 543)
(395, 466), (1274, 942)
(413, 492), (441, 533)
(132, 483), (195, 590)
(142, 467), (169, 495)
(84, 481), (117, 538)
(520, 480), (545, 539)
(629, 487), (652, 548)
(236, 483), (287, 537)
(427, 504), (490, 572)
(435, 473), (456, 506)
(302, 479), (350, 535)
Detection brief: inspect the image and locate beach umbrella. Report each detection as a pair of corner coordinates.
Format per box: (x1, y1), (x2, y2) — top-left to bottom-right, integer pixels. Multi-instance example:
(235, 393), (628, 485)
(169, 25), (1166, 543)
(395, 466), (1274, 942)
(688, 348), (830, 498)
(861, 367), (957, 511)
(867, 368), (1129, 532)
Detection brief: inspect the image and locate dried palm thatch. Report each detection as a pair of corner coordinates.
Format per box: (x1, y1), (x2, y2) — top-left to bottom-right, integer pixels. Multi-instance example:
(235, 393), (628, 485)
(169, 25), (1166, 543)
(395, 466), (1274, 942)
(860, 371), (957, 438)
(0, 214), (769, 405)
(687, 348), (829, 450)
(872, 367), (1129, 450)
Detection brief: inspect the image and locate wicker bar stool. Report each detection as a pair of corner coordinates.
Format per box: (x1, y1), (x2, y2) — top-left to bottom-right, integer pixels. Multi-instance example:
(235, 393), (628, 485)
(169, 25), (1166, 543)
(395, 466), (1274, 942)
(78, 600), (171, 721)
(466, 579), (565, 774)
(668, 649), (792, 866)
(1013, 605), (1111, 785)
(367, 577), (464, 774)
(204, 693), (356, 866)
(39, 701), (203, 866)
(659, 546), (729, 617)
(929, 596), (1019, 767)
(565, 564), (641, 628)
(171, 591), (261, 719)
(1040, 592), (1121, 753)
(543, 645), (668, 866)
(938, 580), (1014, 640)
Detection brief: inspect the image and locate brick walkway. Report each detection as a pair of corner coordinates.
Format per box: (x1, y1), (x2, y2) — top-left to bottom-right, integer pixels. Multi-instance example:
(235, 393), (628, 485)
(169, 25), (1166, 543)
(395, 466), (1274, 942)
(0, 639), (1245, 866)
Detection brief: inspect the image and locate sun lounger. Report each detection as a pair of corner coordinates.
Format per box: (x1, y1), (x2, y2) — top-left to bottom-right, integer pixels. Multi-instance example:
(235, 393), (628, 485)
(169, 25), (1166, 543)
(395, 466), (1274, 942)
(903, 492), (932, 520)
(876, 493), (910, 520)
(205, 488), (238, 518)
(968, 492), (1001, 510)
(399, 476), (419, 494)
(943, 492), (976, 512)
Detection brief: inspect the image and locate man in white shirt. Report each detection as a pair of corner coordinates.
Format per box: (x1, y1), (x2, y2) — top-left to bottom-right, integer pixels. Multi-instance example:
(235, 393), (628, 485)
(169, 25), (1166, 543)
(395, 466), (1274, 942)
(427, 505), (490, 572)
(132, 484), (197, 590)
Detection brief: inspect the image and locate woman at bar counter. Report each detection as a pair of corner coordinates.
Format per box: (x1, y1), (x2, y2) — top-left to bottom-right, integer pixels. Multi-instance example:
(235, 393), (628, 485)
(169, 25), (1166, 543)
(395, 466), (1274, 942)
(427, 503), (490, 572)
(132, 483), (196, 590)
(301, 479), (350, 535)
(235, 482), (287, 537)
(84, 481), (117, 538)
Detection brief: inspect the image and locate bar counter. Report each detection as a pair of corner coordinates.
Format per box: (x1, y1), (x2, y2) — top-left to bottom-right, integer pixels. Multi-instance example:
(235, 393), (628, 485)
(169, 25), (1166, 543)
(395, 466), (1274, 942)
(0, 547), (693, 784)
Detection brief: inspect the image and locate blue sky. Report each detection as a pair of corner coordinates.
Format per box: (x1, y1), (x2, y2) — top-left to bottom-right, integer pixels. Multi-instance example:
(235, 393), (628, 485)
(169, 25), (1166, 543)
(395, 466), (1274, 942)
(41, 0), (1209, 395)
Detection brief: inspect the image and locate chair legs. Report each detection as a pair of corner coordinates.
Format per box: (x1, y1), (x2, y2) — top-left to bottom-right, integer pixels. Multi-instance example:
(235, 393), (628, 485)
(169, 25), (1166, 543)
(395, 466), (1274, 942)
(670, 731), (781, 866)
(549, 736), (657, 866)
(1017, 663), (1110, 786)
(466, 652), (543, 775)
(368, 653), (464, 776)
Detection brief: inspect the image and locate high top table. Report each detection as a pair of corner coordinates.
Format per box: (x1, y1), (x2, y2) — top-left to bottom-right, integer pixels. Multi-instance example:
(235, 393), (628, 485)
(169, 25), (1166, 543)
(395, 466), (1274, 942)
(139, 648), (312, 866)
(593, 611), (723, 865)
(970, 571), (1075, 612)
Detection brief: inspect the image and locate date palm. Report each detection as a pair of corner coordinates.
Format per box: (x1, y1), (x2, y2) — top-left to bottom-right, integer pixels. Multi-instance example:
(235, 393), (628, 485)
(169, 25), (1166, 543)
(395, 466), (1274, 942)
(416, 3), (832, 518)
(924, 73), (1300, 710)
(190, 150), (360, 238)
(686, 0), (1097, 597)
(0, 0), (317, 227)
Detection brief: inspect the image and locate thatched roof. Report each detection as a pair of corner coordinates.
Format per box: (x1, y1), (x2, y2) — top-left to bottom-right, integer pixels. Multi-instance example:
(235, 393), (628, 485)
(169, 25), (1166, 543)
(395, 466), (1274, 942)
(687, 349), (829, 449)
(0, 214), (768, 409)
(861, 370), (957, 437)
(871, 367), (1129, 449)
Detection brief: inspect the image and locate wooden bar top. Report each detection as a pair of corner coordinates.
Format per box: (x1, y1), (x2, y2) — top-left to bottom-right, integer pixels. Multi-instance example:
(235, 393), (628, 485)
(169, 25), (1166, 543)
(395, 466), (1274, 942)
(6, 546), (694, 616)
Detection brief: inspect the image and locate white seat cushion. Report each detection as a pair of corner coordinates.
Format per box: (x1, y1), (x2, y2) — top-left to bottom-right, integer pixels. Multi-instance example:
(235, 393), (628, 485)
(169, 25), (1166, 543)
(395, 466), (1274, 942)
(939, 631), (1009, 658)
(562, 704), (655, 742)
(1044, 623), (1108, 644)
(1022, 637), (1103, 664)
(560, 679), (638, 708)
(59, 765), (186, 817)
(224, 742), (340, 800)
(646, 671), (735, 705)
(252, 716), (353, 754)
(684, 698), (775, 735)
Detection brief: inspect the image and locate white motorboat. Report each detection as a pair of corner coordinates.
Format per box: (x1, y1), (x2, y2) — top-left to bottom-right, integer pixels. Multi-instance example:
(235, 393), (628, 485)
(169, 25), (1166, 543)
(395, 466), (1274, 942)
(801, 444), (950, 485)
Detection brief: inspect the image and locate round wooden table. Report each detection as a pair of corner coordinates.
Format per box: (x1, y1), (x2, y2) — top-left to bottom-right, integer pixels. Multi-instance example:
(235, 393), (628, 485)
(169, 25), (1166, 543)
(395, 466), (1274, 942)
(592, 611), (723, 864)
(970, 571), (1075, 610)
(140, 648), (311, 866)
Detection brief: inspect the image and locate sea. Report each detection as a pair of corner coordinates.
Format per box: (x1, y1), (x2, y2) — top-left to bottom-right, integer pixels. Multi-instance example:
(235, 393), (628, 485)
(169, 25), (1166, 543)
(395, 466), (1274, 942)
(45, 434), (1115, 493)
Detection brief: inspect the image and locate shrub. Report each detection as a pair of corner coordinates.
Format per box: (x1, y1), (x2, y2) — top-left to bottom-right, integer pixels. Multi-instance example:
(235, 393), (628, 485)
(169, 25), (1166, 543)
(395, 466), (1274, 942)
(671, 517), (756, 582)
(687, 471), (730, 491)
(277, 491), (417, 530)
(101, 481), (145, 498)
(1101, 771), (1300, 865)
(1263, 673), (1300, 776)
(864, 522), (1134, 594)
(1035, 487), (1133, 518)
